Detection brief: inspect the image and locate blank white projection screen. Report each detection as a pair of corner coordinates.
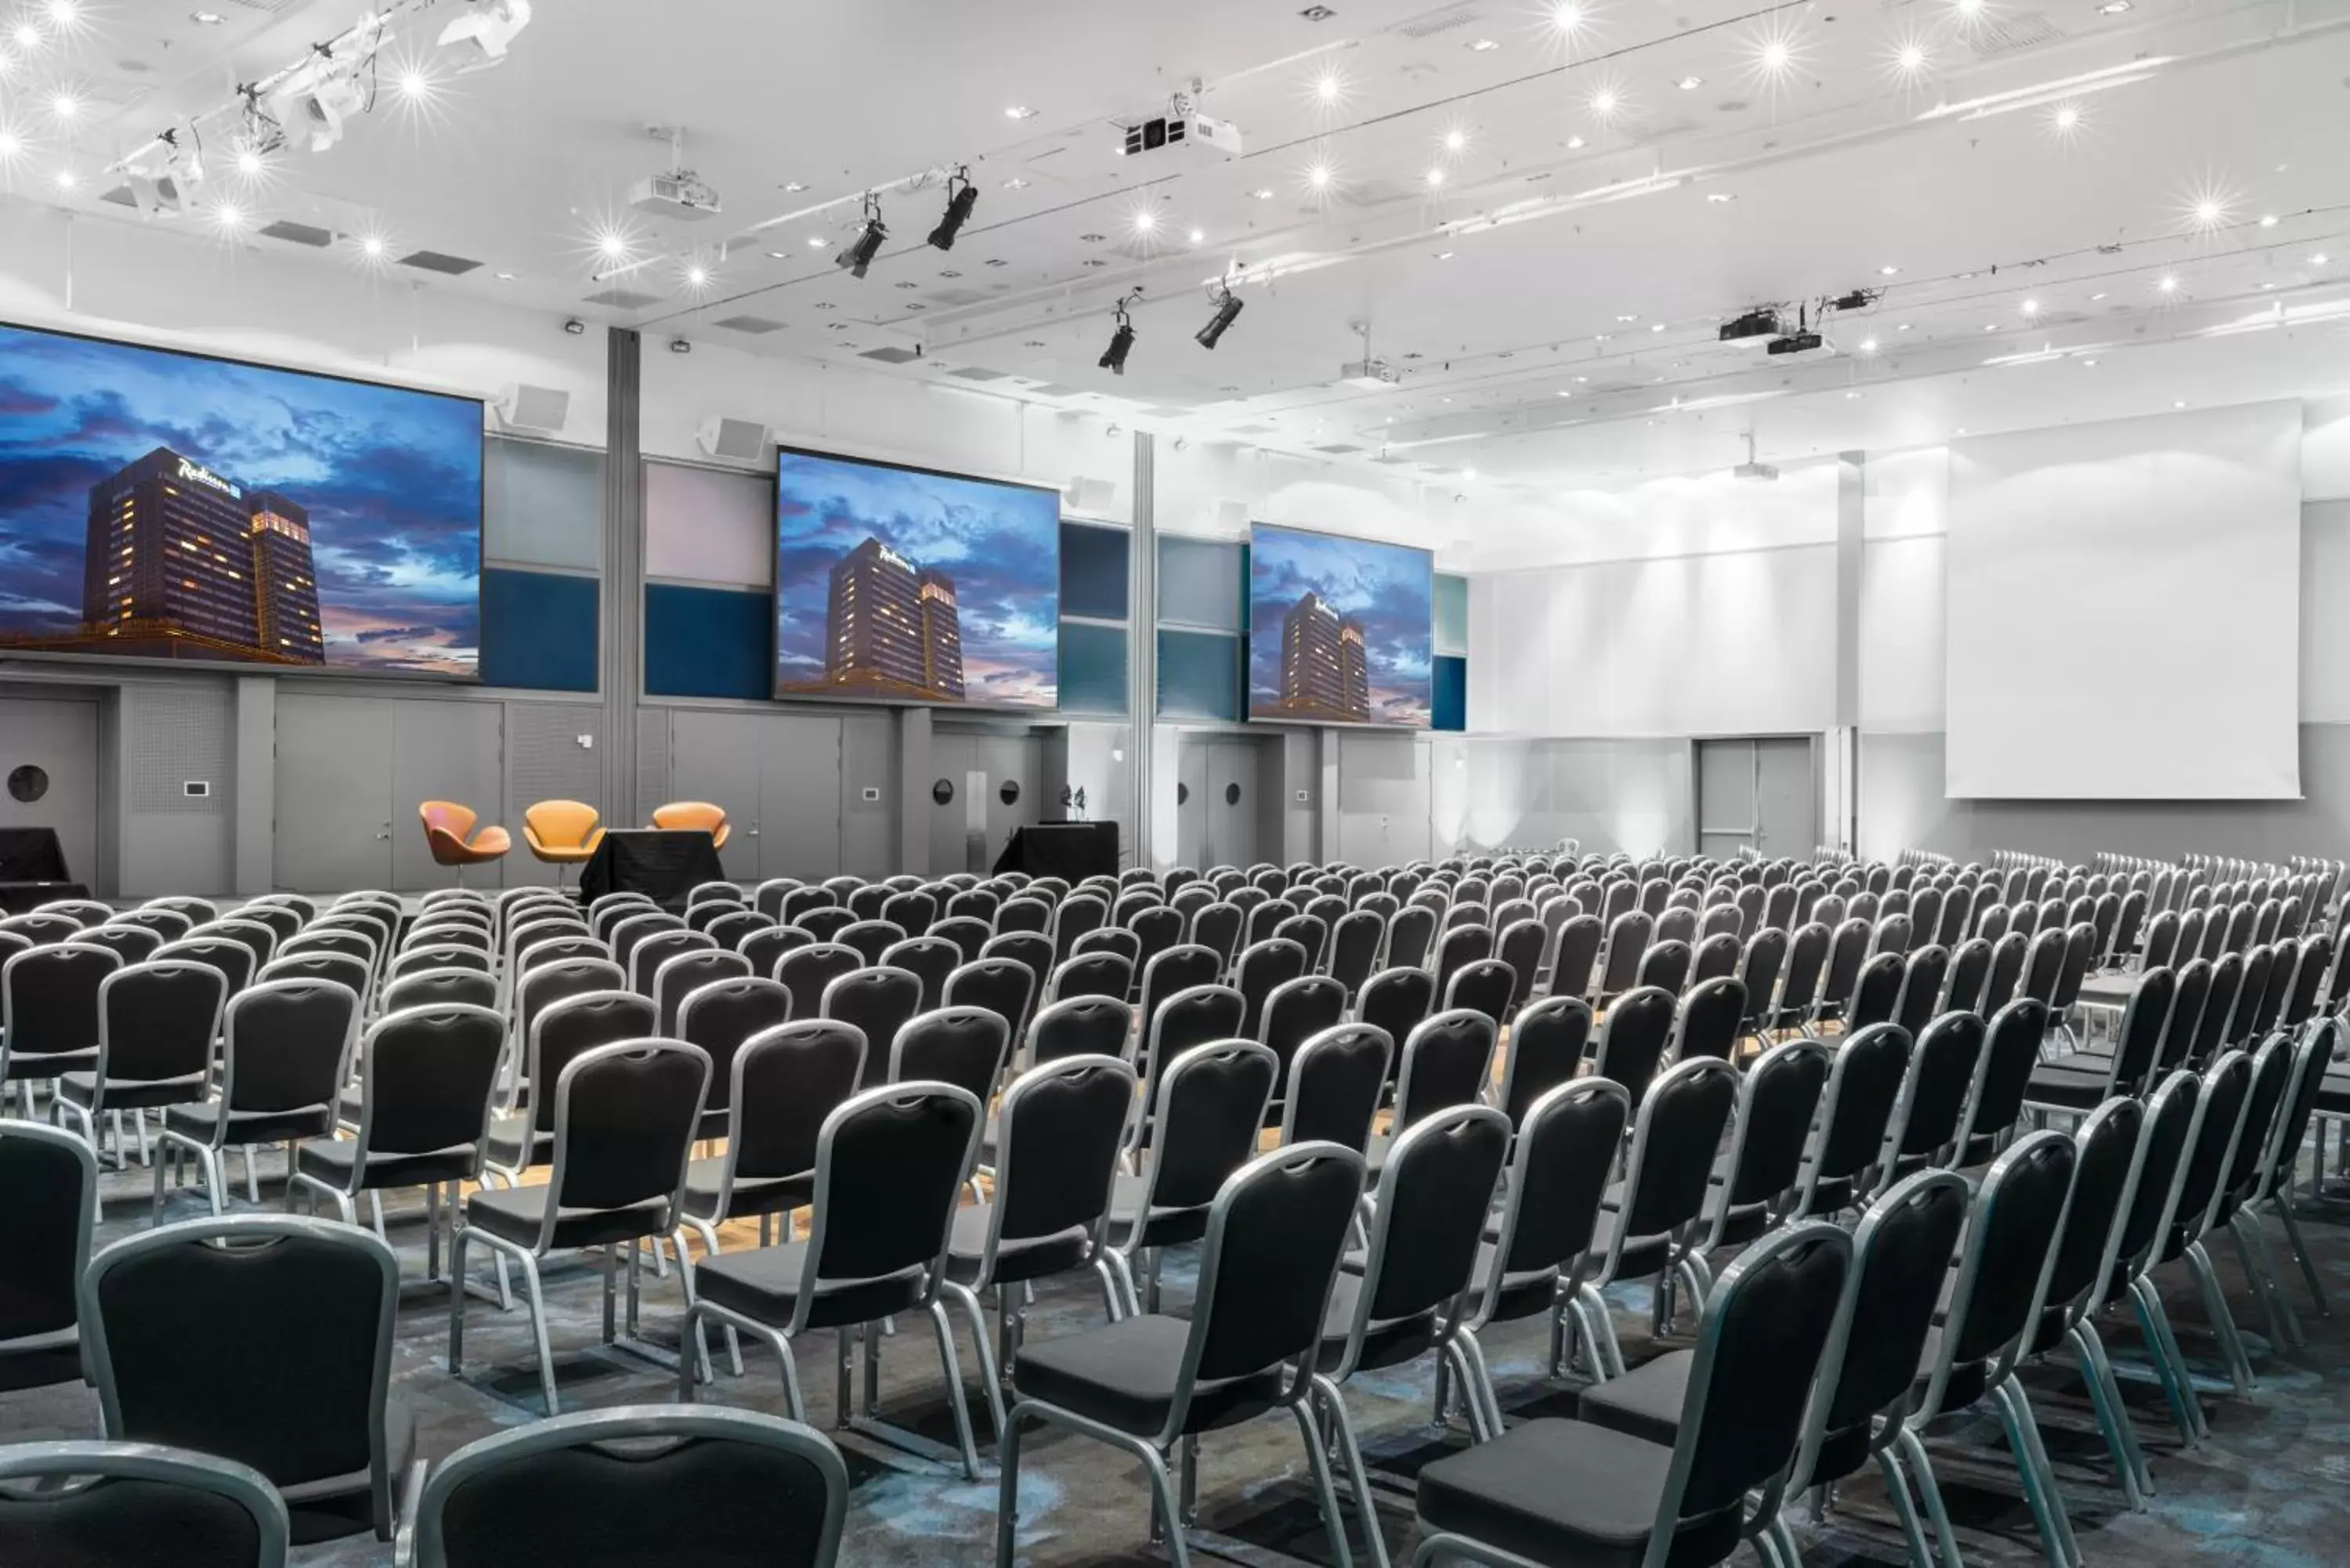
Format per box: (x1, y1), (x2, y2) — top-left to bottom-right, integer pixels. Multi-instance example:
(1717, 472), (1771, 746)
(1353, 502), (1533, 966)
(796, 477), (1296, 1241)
(1944, 401), (2301, 800)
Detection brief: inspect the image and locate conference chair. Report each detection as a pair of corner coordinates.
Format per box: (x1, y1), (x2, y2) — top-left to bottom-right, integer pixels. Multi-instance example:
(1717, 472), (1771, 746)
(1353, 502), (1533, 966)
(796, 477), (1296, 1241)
(487, 988), (653, 1179)
(0, 1440), (291, 1568)
(1589, 1057), (1740, 1350)
(1368, 1009), (1499, 1177)
(649, 800), (730, 850)
(55, 959), (226, 1182)
(992, 1142), (1365, 1568)
(682, 1081), (986, 1479)
(1687, 1039), (1831, 1302)
(1411, 1223), (1851, 1568)
(1497, 995), (1593, 1131)
(0, 1121), (99, 1393)
(81, 1215), (414, 1541)
(154, 978), (360, 1217)
(650, 947), (750, 1036)
(292, 1003), (503, 1286)
(1, 941), (118, 1118)
(1109, 1041), (1278, 1314)
(418, 802), (511, 887)
(1027, 993), (1133, 1070)
(1790, 1022), (1913, 1221)
(1279, 1024), (1391, 1154)
(451, 1040), (714, 1415)
(0, 910), (83, 946)
(1876, 1010), (1986, 1195)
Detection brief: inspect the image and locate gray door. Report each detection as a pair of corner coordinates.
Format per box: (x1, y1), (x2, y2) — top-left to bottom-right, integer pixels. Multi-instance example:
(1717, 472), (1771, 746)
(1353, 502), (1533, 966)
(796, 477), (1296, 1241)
(1696, 737), (1816, 860)
(669, 710), (763, 883)
(1752, 737), (1817, 858)
(981, 735), (1045, 861)
(389, 700), (505, 891)
(757, 714), (845, 883)
(275, 692), (395, 893)
(1335, 732), (1431, 869)
(1204, 739), (1260, 870)
(0, 695), (101, 889)
(1174, 737), (1212, 871)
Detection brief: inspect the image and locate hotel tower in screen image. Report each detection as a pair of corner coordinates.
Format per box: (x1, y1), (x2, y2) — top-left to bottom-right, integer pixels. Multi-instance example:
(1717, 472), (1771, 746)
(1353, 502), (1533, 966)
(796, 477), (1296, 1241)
(785, 535), (967, 700)
(1273, 591), (1372, 722)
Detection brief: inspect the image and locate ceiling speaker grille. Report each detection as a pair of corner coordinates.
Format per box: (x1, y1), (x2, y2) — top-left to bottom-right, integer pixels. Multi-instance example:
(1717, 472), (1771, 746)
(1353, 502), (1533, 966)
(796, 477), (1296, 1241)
(399, 250), (482, 275)
(1965, 11), (2065, 56)
(1390, 2), (1484, 38)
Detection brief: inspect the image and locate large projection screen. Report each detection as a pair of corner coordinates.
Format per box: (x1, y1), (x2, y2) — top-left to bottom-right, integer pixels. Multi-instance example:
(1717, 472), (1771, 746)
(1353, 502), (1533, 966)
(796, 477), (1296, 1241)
(1944, 401), (2301, 800)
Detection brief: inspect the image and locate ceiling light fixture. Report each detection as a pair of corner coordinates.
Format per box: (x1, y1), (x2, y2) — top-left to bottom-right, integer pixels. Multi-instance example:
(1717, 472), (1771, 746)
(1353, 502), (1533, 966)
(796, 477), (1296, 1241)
(2022, 298), (2040, 315)
(1308, 161), (1332, 189)
(926, 166), (978, 250)
(1188, 226), (1205, 243)
(190, 8), (224, 22)
(1099, 289), (1140, 374)
(1131, 207), (1158, 235)
(1468, 37), (1498, 50)
(1004, 105), (1036, 120)
(1860, 337), (1879, 353)
(1893, 40), (1929, 77)
(49, 92), (77, 121)
(837, 191), (886, 278)
(2051, 101), (2081, 133)
(1588, 85), (1622, 121)
(437, 0), (533, 61)
(1566, 134), (1585, 149)
(2158, 274), (2178, 292)
(1550, 2), (1586, 38)
(2098, 0), (2131, 12)
(1705, 191), (1734, 203)
(1315, 72), (1343, 103)
(1677, 74), (1702, 90)
(1878, 264), (1899, 276)
(2313, 252), (2331, 266)
(1250, 187), (1274, 200)
(1444, 127), (1466, 151)
(1196, 280), (1244, 349)
(805, 235), (826, 248)
(52, 168), (74, 190)
(1425, 167), (1445, 187)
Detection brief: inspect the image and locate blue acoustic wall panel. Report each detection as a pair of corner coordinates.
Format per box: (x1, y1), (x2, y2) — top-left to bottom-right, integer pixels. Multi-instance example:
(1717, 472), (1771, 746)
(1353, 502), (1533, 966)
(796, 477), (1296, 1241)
(479, 568), (598, 692)
(1062, 522), (1130, 621)
(1434, 655), (1468, 732)
(1059, 621), (1130, 716)
(1159, 629), (1243, 721)
(645, 583), (773, 699)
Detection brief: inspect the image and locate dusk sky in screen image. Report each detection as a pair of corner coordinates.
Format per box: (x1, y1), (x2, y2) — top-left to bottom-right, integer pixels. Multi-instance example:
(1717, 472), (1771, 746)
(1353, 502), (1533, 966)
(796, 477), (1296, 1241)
(1249, 524), (1434, 727)
(775, 450), (1061, 710)
(0, 323), (483, 673)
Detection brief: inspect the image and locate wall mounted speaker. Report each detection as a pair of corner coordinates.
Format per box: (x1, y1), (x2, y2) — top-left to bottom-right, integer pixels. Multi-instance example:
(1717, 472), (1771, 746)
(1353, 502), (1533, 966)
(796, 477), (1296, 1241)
(494, 384), (571, 435)
(696, 416), (772, 463)
(1063, 475), (1116, 514)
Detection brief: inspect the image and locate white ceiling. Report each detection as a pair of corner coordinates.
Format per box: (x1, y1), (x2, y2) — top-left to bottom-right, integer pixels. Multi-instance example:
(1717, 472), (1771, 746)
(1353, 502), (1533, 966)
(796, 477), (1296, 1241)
(10, 0), (2350, 493)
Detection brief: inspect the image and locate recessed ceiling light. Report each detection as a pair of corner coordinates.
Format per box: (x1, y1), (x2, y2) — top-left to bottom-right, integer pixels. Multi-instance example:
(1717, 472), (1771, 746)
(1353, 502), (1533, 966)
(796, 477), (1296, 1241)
(494, 271), (516, 280)
(2158, 274), (2178, 292)
(2261, 282), (2276, 291)
(782, 181), (808, 193)
(1443, 128), (1466, 151)
(1315, 73), (1343, 103)
(2097, 0), (2131, 12)
(1467, 37), (1499, 50)
(1894, 42), (1928, 74)
(1705, 191), (1734, 203)
(2258, 213), (2278, 227)
(190, 8), (223, 20)
(1187, 227), (1205, 244)
(1566, 135), (1585, 150)
(1308, 162), (1332, 189)
(2313, 253), (2331, 266)
(766, 251), (788, 260)
(1130, 210), (1157, 234)
(2052, 103), (2081, 132)
(1956, 0), (1983, 15)
(1896, 322), (1912, 331)
(1574, 375), (1589, 382)
(1649, 322), (1665, 333)
(1676, 74), (1703, 90)
(1250, 187), (1275, 200)
(360, 234), (385, 258)
(1425, 168), (1445, 187)
(1436, 250), (1455, 259)
(2021, 298), (2040, 316)
(1000, 178), (1030, 191)
(1616, 313), (1637, 323)
(806, 236), (826, 247)
(1589, 88), (1620, 120)
(49, 93), (78, 120)
(2173, 400), (2188, 409)
(1556, 389), (1572, 396)
(1860, 337), (1879, 354)
(1878, 264), (1899, 276)
(1004, 105), (1037, 120)
(1844, 390), (1863, 399)
(2081, 357), (2097, 367)
(2089, 291), (2108, 301)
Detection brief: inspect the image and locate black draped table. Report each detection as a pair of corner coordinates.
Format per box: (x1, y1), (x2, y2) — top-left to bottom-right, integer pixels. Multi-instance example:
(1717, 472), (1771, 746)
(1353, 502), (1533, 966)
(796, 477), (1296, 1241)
(993, 822), (1120, 882)
(579, 829), (727, 912)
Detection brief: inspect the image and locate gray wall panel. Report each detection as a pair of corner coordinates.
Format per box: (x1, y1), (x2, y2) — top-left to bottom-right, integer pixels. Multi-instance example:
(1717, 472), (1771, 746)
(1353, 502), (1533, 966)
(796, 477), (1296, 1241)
(119, 681), (233, 897)
(1452, 736), (1694, 858)
(1335, 731), (1430, 867)
(1859, 726), (2350, 862)
(504, 701), (604, 886)
(838, 713), (895, 879)
(484, 436), (604, 570)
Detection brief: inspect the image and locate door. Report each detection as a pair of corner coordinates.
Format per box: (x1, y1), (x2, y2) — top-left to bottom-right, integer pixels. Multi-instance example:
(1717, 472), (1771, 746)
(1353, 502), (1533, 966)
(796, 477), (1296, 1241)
(669, 709), (765, 882)
(1203, 739), (1261, 870)
(0, 695), (100, 889)
(1696, 737), (1817, 859)
(1174, 736), (1212, 870)
(275, 693), (396, 893)
(757, 714), (845, 882)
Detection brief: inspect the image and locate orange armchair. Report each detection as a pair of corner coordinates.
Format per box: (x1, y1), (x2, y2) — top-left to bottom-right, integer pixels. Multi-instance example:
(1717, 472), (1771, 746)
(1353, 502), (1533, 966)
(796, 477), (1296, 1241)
(649, 800), (730, 851)
(523, 800), (605, 887)
(418, 801), (512, 887)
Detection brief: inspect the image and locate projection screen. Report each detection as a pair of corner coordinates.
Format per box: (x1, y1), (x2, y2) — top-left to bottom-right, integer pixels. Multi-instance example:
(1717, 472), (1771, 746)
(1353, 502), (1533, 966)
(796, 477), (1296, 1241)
(1943, 400), (2301, 800)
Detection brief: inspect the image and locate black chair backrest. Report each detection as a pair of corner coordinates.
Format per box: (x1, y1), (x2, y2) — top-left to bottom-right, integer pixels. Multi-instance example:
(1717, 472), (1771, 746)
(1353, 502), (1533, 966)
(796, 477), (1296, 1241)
(99, 961), (227, 1086)
(75, 924), (164, 968)
(2033, 1097), (2143, 1347)
(1891, 945), (1950, 1040)
(731, 1021), (866, 1180)
(676, 977), (793, 1117)
(1048, 951), (1132, 1006)
(1947, 1132), (2077, 1372)
(2222, 1031), (2297, 1204)
(1234, 938), (1309, 1040)
(1494, 1078), (1629, 1279)
(1282, 1024), (1390, 1153)
(1618, 1058), (1739, 1241)
(1029, 994), (1131, 1068)
(820, 966), (923, 1091)
(1807, 1024), (1913, 1199)
(1440, 956), (1515, 1033)
(1188, 1142), (1365, 1389)
(1327, 910), (1385, 999)
(85, 1218), (396, 1497)
(1383, 904), (1437, 973)
(528, 992), (658, 1134)
(0, 1441), (290, 1568)
(222, 980), (356, 1115)
(1846, 952), (1905, 1031)
(1719, 1040), (1831, 1213)
(889, 1006), (1010, 1107)
(774, 943), (862, 1021)
(1888, 1010), (1984, 1165)
(2, 942), (119, 1064)
(878, 937), (960, 1013)
(1661, 1224), (1853, 1559)
(1138, 943), (1221, 1031)
(805, 1084), (980, 1289)
(361, 1004), (504, 1158)
(1498, 995), (1593, 1130)
(991, 1055), (1136, 1253)
(939, 956), (1034, 1054)
(1671, 976), (1746, 1063)
(1392, 1008), (1497, 1136)
(1356, 1105), (1511, 1329)
(549, 1042), (709, 1216)
(1591, 985), (1676, 1108)
(651, 948), (751, 1037)
(0, 1122), (97, 1360)
(1548, 912), (1603, 1000)
(1144, 1042), (1278, 1212)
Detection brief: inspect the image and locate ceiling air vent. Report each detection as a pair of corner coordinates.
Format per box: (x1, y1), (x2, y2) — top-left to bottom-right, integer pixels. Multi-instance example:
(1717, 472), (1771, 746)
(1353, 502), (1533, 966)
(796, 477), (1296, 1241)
(399, 250), (483, 276)
(582, 288), (661, 310)
(1314, 443), (1368, 455)
(1965, 11), (2066, 57)
(1390, 2), (1484, 39)
(859, 345), (922, 363)
(949, 366), (1012, 382)
(713, 315), (786, 334)
(1024, 382), (1084, 398)
(260, 220), (334, 247)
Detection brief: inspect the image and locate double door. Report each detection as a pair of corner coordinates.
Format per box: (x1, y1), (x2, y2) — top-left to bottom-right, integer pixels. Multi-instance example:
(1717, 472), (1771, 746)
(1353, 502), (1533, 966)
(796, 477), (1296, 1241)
(1695, 735), (1817, 860)
(667, 710), (849, 883)
(274, 694), (503, 892)
(927, 732), (1046, 876)
(1174, 735), (1271, 871)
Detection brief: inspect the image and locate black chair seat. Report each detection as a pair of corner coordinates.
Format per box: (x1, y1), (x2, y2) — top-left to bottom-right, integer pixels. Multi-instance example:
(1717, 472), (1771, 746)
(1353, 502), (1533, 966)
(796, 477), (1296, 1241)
(484, 1114), (553, 1173)
(1416, 1416), (1682, 1568)
(295, 1136), (477, 1190)
(694, 1243), (924, 1330)
(58, 1069), (207, 1112)
(2314, 1071), (2350, 1117)
(1802, 1172), (1855, 1216)
(1466, 1242), (1559, 1327)
(1105, 1170), (1210, 1251)
(1010, 1313), (1283, 1436)
(464, 1185), (671, 1251)
(1591, 1205), (1672, 1281)
(337, 1088), (363, 1125)
(0, 1326), (82, 1394)
(2023, 1063), (2111, 1110)
(681, 1158), (812, 1223)
(162, 1100), (334, 1146)
(1315, 1272), (1437, 1373)
(1913, 1322), (1988, 1412)
(1575, 1348), (1691, 1448)
(945, 1204), (1090, 1287)
(3, 1048), (98, 1081)
(1697, 1185), (1772, 1252)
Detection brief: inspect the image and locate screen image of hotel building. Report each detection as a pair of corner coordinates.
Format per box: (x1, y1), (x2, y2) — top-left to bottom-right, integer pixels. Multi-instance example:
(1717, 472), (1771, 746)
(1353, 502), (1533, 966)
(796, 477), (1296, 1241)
(1266, 591), (1372, 722)
(0, 445), (325, 663)
(783, 535), (967, 700)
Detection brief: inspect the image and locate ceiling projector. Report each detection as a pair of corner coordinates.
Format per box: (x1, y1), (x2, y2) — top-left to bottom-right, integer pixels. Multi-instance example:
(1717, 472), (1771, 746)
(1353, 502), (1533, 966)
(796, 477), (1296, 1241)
(1120, 109), (1244, 159)
(629, 168), (721, 221)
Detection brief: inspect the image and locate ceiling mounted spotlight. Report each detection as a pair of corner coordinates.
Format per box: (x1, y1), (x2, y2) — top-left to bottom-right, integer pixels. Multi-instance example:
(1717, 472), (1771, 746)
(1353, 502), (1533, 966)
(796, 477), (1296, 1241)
(1099, 290), (1141, 375)
(438, 0), (534, 63)
(1196, 280), (1244, 350)
(1828, 287), (1877, 312)
(837, 191), (886, 278)
(927, 166), (977, 250)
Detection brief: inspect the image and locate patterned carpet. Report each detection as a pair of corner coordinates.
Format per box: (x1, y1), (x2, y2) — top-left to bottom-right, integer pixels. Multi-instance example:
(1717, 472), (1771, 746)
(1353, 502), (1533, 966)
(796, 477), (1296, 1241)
(10, 1144), (2348, 1568)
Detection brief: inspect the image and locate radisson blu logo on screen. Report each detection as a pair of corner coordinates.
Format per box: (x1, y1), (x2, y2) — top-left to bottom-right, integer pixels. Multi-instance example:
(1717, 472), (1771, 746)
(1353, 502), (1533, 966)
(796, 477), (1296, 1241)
(175, 458), (241, 500)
